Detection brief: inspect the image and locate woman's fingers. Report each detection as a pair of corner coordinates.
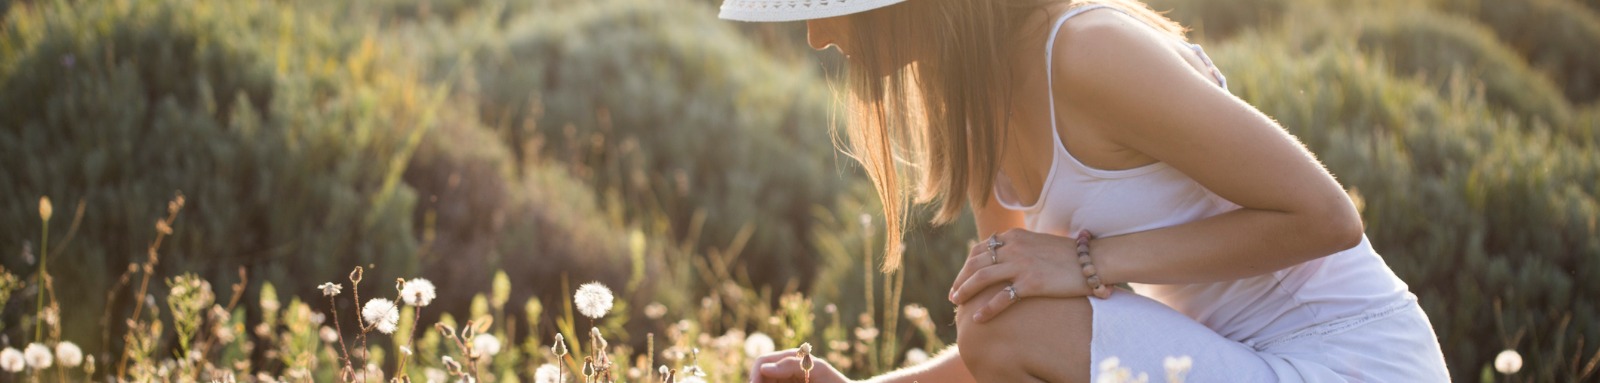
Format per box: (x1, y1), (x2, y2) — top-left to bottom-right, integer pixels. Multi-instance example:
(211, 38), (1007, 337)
(951, 264), (1016, 305)
(749, 349), (797, 383)
(949, 247), (994, 302)
(758, 355), (835, 383)
(972, 282), (1021, 323)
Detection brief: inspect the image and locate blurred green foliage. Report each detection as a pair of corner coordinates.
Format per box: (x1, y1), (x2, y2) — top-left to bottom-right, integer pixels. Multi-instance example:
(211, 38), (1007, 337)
(0, 0), (428, 352)
(1, 0), (1598, 381)
(461, 0), (845, 296)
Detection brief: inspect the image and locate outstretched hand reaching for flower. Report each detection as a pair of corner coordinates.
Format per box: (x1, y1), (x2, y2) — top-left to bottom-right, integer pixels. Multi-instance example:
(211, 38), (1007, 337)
(947, 228), (1097, 323)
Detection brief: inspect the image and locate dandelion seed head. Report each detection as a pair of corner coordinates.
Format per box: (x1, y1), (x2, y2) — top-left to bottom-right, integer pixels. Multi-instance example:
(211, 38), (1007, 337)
(744, 332), (775, 358)
(574, 282), (614, 319)
(55, 342), (82, 368)
(473, 334), (502, 358)
(534, 364), (561, 383)
(401, 278), (437, 307)
(904, 348), (930, 366)
(0, 348), (23, 372)
(23, 343), (51, 369)
(1495, 349), (1523, 375)
(319, 282), (342, 297)
(361, 298), (400, 334)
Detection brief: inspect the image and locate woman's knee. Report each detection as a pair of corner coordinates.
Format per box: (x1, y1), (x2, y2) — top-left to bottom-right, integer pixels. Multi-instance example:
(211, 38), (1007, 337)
(955, 284), (1094, 382)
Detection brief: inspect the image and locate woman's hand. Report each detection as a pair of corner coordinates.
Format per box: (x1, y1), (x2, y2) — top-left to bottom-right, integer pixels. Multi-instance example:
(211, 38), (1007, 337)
(749, 348), (852, 383)
(948, 228), (1090, 323)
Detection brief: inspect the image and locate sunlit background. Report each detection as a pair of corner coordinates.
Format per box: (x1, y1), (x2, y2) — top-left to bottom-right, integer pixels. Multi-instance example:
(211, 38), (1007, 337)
(0, 0), (1596, 381)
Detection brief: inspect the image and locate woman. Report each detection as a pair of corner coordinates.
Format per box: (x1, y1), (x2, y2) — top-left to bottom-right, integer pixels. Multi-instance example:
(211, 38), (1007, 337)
(724, 0), (1450, 381)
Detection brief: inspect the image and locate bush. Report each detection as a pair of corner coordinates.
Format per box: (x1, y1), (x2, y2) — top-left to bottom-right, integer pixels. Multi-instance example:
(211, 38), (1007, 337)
(1331, 10), (1574, 129)
(464, 0), (844, 295)
(0, 0), (433, 352)
(1212, 33), (1600, 381)
(1431, 0), (1600, 104)
(1144, 0), (1291, 40)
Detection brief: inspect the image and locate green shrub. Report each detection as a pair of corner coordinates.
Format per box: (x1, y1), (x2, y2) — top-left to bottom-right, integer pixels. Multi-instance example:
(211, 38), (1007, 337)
(1144, 0), (1291, 40)
(1213, 33), (1600, 381)
(1329, 10), (1574, 129)
(465, 0), (844, 295)
(1430, 0), (1600, 104)
(0, 0), (432, 351)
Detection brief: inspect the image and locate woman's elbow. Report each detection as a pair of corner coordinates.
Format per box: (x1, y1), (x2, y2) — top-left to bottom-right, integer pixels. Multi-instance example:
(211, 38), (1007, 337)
(1311, 197), (1365, 253)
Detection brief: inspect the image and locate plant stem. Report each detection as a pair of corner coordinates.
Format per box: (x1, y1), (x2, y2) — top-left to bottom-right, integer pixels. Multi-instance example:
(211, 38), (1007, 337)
(34, 215), (48, 343)
(330, 295), (355, 378)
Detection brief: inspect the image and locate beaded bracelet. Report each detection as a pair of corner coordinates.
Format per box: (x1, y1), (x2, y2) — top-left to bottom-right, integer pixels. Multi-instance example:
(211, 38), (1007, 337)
(1076, 230), (1112, 299)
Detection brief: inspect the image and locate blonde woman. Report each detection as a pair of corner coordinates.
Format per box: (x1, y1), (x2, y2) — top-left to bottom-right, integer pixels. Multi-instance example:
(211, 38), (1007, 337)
(727, 0), (1450, 381)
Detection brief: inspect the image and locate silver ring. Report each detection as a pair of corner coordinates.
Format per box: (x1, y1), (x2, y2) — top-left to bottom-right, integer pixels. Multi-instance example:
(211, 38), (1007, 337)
(1005, 284), (1018, 302)
(986, 234), (1004, 252)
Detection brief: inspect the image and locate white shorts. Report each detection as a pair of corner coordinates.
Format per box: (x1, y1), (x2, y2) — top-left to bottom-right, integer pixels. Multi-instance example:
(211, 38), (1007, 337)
(1087, 292), (1450, 382)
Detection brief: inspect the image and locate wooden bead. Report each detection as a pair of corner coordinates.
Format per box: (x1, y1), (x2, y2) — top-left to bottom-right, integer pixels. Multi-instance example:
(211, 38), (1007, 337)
(1092, 285), (1112, 299)
(1086, 275), (1102, 287)
(1078, 255), (1092, 265)
(1081, 264), (1098, 278)
(1077, 244), (1089, 253)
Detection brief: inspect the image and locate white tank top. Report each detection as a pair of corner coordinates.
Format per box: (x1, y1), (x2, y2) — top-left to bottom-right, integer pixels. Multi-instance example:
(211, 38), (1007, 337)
(993, 5), (1415, 346)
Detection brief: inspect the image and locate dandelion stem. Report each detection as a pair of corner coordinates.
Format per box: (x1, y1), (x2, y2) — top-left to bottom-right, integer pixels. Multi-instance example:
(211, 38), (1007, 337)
(33, 208), (48, 344)
(115, 193), (182, 380)
(329, 294), (355, 378)
(351, 267), (369, 383)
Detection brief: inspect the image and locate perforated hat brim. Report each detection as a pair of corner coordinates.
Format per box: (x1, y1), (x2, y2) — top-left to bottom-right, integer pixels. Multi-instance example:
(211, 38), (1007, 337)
(719, 0), (906, 22)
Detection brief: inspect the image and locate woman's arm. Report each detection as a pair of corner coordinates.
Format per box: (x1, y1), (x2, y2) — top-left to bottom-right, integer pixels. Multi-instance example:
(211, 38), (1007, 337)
(1051, 9), (1363, 285)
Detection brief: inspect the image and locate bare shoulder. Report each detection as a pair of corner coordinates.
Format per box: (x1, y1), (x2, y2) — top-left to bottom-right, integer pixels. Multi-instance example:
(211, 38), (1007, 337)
(1047, 7), (1196, 103)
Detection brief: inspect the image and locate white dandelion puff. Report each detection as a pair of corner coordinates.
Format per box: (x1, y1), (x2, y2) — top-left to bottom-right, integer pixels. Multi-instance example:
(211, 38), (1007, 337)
(1495, 349), (1523, 375)
(534, 364), (561, 383)
(361, 298), (400, 334)
(55, 342), (82, 368)
(1164, 355), (1193, 383)
(473, 334), (502, 358)
(400, 278), (437, 307)
(574, 282), (614, 319)
(0, 348), (23, 372)
(903, 348), (930, 366)
(424, 368), (447, 383)
(23, 343), (51, 370)
(318, 282), (342, 297)
(744, 332), (775, 358)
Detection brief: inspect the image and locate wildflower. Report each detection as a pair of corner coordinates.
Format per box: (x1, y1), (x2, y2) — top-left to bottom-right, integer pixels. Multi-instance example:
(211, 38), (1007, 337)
(1, 348), (23, 372)
(400, 278), (437, 307)
(425, 367), (447, 383)
(744, 332), (775, 358)
(1494, 349), (1523, 375)
(854, 326), (880, 341)
(39, 196), (52, 221)
(320, 326), (339, 343)
(55, 342), (82, 368)
(442, 356), (462, 375)
(364, 363), (385, 382)
(575, 282), (615, 319)
(904, 348), (930, 366)
(400, 346), (413, 356)
(23, 343), (51, 370)
(645, 302), (668, 320)
(679, 376), (709, 383)
(552, 333), (568, 357)
(903, 304), (928, 322)
(319, 282), (342, 297)
(534, 364), (561, 383)
(473, 334), (502, 358)
(85, 355), (95, 375)
(1164, 355), (1193, 383)
(361, 298), (400, 334)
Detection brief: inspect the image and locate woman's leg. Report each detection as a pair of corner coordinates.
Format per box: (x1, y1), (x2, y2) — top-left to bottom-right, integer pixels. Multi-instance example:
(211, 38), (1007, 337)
(955, 284), (1093, 383)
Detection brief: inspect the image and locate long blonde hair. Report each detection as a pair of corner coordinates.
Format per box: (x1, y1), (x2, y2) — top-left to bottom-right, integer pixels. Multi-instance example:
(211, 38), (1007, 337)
(837, 0), (1184, 271)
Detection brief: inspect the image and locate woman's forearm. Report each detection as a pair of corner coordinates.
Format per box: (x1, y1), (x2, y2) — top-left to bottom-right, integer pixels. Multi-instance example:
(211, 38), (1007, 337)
(1096, 204), (1363, 286)
(864, 346), (976, 383)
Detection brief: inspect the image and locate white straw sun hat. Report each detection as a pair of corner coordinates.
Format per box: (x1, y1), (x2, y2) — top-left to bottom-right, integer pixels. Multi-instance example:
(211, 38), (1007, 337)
(719, 0), (906, 22)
